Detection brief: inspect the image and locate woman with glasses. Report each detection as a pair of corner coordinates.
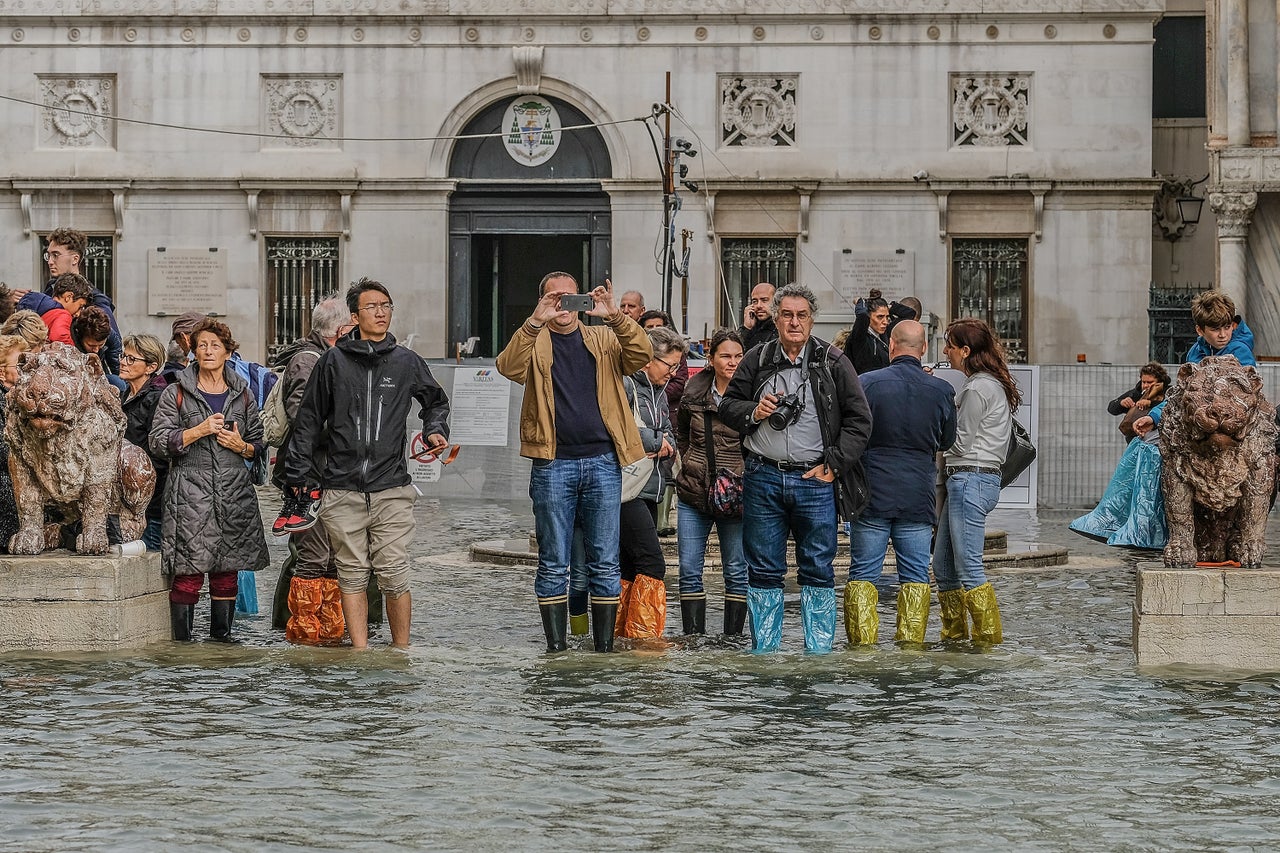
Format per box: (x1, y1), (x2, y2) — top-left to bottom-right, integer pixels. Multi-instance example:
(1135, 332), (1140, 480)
(614, 326), (686, 640)
(120, 334), (169, 551)
(933, 317), (1019, 645)
(149, 318), (269, 642)
(674, 328), (748, 635)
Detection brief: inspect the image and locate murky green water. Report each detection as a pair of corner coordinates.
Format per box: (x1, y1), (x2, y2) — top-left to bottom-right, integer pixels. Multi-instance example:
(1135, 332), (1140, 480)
(4, 501), (1280, 850)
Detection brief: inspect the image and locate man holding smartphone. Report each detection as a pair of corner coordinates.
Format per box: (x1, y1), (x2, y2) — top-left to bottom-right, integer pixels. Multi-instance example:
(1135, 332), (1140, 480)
(496, 272), (652, 653)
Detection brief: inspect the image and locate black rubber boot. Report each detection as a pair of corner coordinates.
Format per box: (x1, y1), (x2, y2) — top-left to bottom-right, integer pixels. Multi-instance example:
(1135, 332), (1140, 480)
(681, 598), (707, 635)
(366, 574), (384, 627)
(210, 599), (237, 643)
(539, 601), (568, 652)
(591, 602), (618, 652)
(170, 601), (194, 641)
(723, 599), (748, 636)
(270, 547), (297, 631)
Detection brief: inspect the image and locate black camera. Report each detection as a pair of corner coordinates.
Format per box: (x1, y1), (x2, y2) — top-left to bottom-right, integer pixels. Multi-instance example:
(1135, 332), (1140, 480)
(767, 394), (802, 430)
(559, 293), (594, 313)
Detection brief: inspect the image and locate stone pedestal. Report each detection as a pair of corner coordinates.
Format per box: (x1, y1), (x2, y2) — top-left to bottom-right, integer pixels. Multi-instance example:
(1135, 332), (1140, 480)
(0, 552), (170, 651)
(1134, 562), (1280, 669)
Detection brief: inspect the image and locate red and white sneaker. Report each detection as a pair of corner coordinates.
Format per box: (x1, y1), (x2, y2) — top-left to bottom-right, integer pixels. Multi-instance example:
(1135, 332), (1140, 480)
(273, 488), (322, 536)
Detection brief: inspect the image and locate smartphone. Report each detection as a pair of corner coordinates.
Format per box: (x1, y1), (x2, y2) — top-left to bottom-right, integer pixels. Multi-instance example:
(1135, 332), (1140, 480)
(223, 420), (236, 431)
(559, 293), (594, 313)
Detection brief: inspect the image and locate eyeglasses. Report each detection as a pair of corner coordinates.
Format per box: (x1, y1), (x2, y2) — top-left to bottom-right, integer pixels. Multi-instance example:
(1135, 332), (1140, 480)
(120, 354), (154, 366)
(358, 303), (395, 316)
(778, 311), (811, 323)
(654, 357), (682, 375)
(43, 250), (77, 262)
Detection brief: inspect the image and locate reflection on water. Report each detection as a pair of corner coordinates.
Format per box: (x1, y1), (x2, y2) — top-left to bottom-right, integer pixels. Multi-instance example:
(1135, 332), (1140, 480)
(4, 500), (1280, 849)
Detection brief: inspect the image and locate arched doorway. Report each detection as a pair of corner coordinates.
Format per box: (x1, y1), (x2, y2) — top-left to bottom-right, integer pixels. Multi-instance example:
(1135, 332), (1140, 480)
(448, 95), (613, 356)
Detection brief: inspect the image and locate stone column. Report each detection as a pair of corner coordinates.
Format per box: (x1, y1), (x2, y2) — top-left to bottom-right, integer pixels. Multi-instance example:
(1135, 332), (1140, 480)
(1210, 191), (1258, 316)
(1226, 0), (1250, 145)
(1208, 0), (1227, 145)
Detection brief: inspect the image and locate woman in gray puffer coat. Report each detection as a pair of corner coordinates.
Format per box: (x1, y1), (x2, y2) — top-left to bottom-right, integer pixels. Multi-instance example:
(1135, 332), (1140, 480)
(149, 318), (269, 643)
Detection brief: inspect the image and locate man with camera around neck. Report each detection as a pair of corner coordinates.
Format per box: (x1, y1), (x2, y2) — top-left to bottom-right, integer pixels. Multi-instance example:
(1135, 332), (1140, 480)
(720, 283), (873, 653)
(496, 272), (653, 653)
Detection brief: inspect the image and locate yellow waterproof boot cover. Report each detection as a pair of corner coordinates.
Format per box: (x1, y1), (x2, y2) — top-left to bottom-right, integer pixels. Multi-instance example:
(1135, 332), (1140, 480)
(614, 578), (634, 638)
(842, 580), (879, 645)
(964, 582), (1004, 645)
(569, 612), (590, 636)
(937, 588), (969, 641)
(285, 577), (325, 645)
(317, 577), (347, 644)
(620, 575), (667, 640)
(894, 583), (931, 644)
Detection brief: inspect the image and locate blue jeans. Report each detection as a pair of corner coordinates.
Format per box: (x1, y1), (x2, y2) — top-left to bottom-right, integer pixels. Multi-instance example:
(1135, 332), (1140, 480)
(530, 453), (622, 600)
(143, 517), (162, 552)
(932, 471), (1001, 591)
(677, 499), (747, 596)
(742, 456), (837, 590)
(849, 516), (933, 586)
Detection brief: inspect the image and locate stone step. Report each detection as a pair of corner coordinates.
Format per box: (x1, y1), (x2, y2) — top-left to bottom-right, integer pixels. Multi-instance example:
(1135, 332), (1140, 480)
(526, 529), (1009, 555)
(470, 530), (1068, 571)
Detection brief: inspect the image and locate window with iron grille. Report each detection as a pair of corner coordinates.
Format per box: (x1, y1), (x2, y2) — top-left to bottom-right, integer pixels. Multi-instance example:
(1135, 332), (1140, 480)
(719, 238), (795, 327)
(1148, 282), (1204, 363)
(265, 237), (340, 360)
(38, 234), (114, 300)
(951, 238), (1028, 363)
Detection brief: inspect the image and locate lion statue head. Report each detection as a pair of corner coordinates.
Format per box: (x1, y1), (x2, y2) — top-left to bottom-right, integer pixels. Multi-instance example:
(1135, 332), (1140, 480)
(8, 342), (119, 436)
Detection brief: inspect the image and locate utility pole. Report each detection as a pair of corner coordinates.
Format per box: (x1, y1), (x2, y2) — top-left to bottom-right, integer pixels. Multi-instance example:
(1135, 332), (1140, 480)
(661, 72), (674, 316)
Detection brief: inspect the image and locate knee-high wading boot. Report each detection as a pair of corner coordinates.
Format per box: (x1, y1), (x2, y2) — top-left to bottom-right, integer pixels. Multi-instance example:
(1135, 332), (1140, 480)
(285, 577), (325, 645)
(746, 587), (784, 653)
(539, 597), (569, 652)
(317, 578), (347, 644)
(614, 579), (634, 638)
(210, 598), (236, 643)
(842, 580), (879, 646)
(964, 582), (1004, 645)
(723, 595), (748, 636)
(800, 586), (837, 654)
(170, 601), (194, 641)
(680, 594), (707, 635)
(591, 596), (619, 652)
(937, 588), (970, 641)
(366, 574), (384, 627)
(894, 583), (931, 644)
(569, 587), (590, 636)
(620, 575), (667, 639)
(271, 547), (298, 631)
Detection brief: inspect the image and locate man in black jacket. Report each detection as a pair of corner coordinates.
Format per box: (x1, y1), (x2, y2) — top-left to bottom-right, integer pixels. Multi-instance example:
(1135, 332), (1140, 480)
(737, 282), (778, 352)
(720, 283), (872, 653)
(282, 278), (450, 649)
(41, 228), (123, 375)
(845, 320), (956, 646)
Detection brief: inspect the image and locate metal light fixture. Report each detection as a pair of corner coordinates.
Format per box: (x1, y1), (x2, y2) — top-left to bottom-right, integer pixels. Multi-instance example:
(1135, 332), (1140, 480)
(1154, 173), (1209, 242)
(1175, 193), (1204, 227)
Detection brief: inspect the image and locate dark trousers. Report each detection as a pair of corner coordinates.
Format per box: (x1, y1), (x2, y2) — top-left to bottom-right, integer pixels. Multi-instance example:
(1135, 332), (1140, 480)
(620, 499), (666, 582)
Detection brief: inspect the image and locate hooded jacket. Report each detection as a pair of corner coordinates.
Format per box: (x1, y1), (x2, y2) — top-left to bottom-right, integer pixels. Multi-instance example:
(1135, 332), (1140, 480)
(122, 373), (170, 523)
(1186, 318), (1257, 366)
(17, 291), (74, 346)
(283, 331), (450, 492)
(675, 367), (745, 515)
(625, 369), (675, 503)
(42, 278), (122, 374)
(270, 329), (330, 489)
(720, 336), (873, 520)
(148, 364), (270, 576)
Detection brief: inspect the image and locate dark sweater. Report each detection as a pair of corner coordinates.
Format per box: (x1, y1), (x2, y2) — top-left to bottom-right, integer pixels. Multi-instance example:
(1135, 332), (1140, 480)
(551, 329), (613, 459)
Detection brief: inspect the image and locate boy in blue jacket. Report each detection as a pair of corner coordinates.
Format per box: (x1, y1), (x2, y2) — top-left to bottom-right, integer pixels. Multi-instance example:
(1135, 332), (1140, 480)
(1186, 290), (1256, 366)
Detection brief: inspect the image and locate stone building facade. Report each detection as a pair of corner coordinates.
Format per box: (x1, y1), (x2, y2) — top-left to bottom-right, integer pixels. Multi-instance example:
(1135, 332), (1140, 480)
(0, 0), (1164, 363)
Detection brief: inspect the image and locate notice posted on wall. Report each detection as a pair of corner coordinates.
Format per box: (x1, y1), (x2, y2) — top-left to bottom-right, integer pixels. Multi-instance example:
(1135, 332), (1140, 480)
(820, 250), (915, 317)
(448, 368), (512, 447)
(147, 247), (228, 317)
(409, 433), (443, 486)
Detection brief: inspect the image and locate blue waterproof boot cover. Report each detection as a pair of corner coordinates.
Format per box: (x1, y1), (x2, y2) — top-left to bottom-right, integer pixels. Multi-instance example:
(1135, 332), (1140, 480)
(236, 570), (259, 616)
(747, 587), (784, 653)
(800, 586), (837, 654)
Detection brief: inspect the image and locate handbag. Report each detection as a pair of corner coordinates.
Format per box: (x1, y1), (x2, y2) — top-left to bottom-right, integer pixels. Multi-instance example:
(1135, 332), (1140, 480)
(1000, 416), (1036, 488)
(620, 377), (655, 503)
(703, 411), (743, 520)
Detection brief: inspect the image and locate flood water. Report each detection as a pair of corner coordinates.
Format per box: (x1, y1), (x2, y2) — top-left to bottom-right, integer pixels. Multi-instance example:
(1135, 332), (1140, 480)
(5, 501), (1280, 850)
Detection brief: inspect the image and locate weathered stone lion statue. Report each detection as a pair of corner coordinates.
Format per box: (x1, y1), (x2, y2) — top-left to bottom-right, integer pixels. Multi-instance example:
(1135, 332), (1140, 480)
(4, 343), (156, 555)
(1160, 355), (1278, 568)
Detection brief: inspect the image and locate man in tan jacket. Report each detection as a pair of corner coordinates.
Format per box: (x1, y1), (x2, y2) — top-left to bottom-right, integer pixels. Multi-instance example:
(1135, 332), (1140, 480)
(497, 271), (652, 653)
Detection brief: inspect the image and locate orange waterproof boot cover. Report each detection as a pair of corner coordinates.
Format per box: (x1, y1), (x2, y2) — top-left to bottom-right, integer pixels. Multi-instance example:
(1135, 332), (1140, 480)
(615, 578), (634, 638)
(620, 575), (667, 640)
(317, 577), (347, 644)
(285, 577), (324, 645)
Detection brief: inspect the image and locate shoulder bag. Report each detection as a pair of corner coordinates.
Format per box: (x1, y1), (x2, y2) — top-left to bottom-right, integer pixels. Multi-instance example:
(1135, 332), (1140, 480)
(620, 377), (656, 503)
(1000, 416), (1036, 488)
(703, 410), (743, 520)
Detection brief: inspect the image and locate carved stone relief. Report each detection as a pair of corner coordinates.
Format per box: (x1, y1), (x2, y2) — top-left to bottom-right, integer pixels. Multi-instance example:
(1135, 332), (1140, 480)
(951, 74), (1030, 147)
(38, 75), (116, 150)
(262, 75), (341, 149)
(1209, 191), (1257, 239)
(719, 74), (797, 148)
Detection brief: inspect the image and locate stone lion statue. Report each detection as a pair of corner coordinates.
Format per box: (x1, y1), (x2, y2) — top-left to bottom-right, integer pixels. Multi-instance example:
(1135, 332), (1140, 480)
(1160, 355), (1278, 568)
(4, 343), (156, 555)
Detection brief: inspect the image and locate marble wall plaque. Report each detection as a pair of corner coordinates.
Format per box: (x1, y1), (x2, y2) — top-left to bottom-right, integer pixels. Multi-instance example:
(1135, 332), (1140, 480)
(147, 247), (228, 316)
(829, 249), (915, 311)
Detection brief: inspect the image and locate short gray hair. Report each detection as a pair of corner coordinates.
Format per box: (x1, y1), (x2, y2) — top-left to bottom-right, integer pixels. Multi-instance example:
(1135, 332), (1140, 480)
(771, 283), (819, 318)
(647, 326), (688, 359)
(311, 295), (348, 338)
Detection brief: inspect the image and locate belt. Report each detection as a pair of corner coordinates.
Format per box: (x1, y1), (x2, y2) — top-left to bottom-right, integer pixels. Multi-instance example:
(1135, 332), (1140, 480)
(749, 452), (823, 473)
(946, 465), (1000, 477)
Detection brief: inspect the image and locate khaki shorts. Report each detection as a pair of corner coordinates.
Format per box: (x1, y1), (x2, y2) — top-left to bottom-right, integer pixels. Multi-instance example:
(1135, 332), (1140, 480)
(318, 485), (417, 596)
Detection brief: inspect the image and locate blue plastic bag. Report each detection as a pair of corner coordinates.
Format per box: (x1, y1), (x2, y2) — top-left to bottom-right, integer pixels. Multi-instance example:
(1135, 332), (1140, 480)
(800, 586), (837, 654)
(747, 587), (784, 653)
